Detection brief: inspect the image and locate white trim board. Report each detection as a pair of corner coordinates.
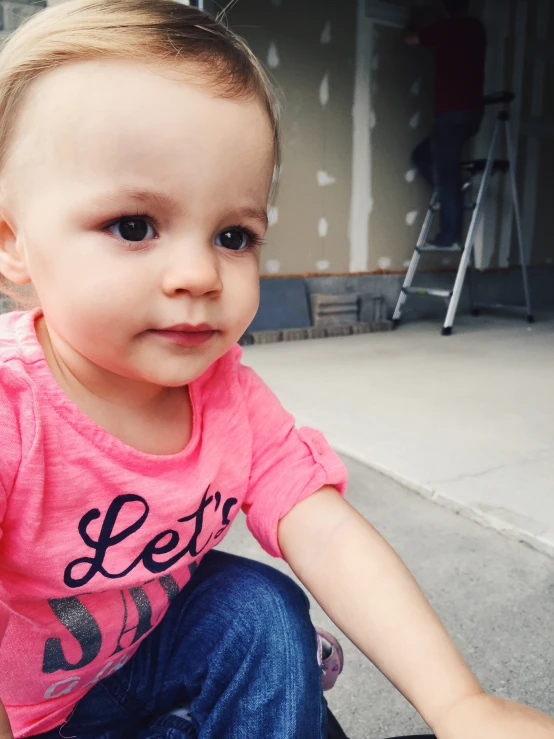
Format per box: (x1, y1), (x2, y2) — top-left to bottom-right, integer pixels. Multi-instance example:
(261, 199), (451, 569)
(497, 0), (527, 269)
(473, 0), (511, 269)
(349, 0), (373, 272)
(521, 0), (550, 265)
(350, 0), (410, 272)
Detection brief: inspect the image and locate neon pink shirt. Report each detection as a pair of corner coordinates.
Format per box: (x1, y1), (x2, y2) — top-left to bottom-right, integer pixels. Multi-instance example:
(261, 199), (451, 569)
(0, 310), (347, 738)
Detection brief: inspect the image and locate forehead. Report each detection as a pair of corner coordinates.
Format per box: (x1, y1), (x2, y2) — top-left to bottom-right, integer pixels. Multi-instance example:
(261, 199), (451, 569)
(6, 59), (274, 203)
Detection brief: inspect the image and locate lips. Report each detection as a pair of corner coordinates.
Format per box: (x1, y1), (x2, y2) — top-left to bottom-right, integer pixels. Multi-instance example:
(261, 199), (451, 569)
(149, 323), (218, 347)
(162, 323), (216, 333)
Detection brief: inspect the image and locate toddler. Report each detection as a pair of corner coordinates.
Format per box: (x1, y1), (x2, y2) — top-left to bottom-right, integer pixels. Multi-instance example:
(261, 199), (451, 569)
(0, 2), (552, 738)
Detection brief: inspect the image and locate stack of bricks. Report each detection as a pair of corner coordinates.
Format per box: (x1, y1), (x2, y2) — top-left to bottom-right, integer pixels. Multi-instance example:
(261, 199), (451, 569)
(310, 294), (359, 328)
(239, 320), (392, 346)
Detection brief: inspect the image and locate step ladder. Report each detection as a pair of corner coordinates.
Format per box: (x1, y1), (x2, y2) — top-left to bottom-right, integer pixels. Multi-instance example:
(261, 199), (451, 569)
(392, 91), (534, 336)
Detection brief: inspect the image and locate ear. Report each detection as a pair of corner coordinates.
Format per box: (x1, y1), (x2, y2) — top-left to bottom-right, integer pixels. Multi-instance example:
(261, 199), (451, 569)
(0, 203), (31, 285)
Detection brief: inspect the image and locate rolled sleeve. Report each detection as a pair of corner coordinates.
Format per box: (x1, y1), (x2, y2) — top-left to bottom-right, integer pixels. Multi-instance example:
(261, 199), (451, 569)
(238, 364), (348, 558)
(0, 601), (8, 642)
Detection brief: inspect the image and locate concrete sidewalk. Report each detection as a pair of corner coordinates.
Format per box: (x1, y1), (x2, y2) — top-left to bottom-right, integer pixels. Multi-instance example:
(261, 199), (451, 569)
(220, 457), (554, 738)
(242, 312), (554, 557)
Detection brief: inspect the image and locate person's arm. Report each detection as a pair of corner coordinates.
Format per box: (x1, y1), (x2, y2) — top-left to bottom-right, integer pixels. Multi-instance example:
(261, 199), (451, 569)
(278, 487), (554, 739)
(0, 702), (13, 739)
(407, 16), (444, 49)
(403, 30), (421, 45)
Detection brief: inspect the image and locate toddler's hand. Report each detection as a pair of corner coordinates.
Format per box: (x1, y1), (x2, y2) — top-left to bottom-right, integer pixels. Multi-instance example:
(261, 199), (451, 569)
(436, 693), (554, 739)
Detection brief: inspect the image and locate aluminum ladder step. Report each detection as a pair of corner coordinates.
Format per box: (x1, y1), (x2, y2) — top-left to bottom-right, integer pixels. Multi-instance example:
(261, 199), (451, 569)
(416, 245), (463, 254)
(403, 286), (452, 299)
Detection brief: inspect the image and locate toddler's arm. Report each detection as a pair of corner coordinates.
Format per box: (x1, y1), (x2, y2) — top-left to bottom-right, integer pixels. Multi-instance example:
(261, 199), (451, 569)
(0, 702), (12, 739)
(278, 487), (554, 739)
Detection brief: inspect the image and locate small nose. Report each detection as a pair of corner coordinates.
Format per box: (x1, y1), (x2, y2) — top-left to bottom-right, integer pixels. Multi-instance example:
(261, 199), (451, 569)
(161, 240), (223, 298)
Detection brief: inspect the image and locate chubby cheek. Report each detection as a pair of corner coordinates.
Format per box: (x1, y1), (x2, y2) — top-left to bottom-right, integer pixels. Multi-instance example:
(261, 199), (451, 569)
(44, 290), (127, 352)
(31, 260), (133, 349)
(222, 258), (260, 333)
(26, 230), (144, 324)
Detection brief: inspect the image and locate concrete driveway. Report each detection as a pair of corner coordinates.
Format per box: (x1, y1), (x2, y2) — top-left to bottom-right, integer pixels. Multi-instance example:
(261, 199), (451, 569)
(220, 457), (554, 738)
(242, 312), (554, 558)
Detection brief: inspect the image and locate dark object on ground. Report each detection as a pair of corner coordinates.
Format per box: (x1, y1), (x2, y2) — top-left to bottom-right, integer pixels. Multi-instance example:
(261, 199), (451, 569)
(326, 705), (350, 739)
(326, 699), (437, 739)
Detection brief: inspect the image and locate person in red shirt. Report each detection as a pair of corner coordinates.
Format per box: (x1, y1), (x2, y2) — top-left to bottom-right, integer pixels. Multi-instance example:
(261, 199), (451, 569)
(406, 0), (487, 248)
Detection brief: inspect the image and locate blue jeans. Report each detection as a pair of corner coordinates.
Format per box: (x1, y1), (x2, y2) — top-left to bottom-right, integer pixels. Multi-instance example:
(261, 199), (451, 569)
(34, 551), (327, 739)
(412, 110), (483, 245)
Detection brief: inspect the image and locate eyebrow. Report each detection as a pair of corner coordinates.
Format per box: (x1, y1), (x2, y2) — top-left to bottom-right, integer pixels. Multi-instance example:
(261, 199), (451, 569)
(88, 189), (269, 229)
(229, 205), (269, 230)
(89, 188), (181, 214)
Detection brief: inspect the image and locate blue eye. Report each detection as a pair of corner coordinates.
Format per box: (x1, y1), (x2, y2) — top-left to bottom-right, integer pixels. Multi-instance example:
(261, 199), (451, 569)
(108, 217), (156, 242)
(215, 228), (252, 251)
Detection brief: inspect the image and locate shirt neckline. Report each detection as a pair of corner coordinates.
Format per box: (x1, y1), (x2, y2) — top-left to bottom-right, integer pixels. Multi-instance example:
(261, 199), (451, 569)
(15, 309), (202, 466)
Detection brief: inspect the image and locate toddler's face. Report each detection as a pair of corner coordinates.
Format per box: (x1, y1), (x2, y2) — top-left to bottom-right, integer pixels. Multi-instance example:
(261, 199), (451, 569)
(2, 60), (274, 387)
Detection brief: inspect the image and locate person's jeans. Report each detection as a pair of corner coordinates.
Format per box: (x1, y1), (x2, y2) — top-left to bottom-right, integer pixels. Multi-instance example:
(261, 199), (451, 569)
(33, 551), (327, 739)
(412, 110), (483, 245)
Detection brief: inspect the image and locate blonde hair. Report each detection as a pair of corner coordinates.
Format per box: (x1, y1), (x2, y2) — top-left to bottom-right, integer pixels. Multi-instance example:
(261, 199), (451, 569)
(0, 0), (282, 307)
